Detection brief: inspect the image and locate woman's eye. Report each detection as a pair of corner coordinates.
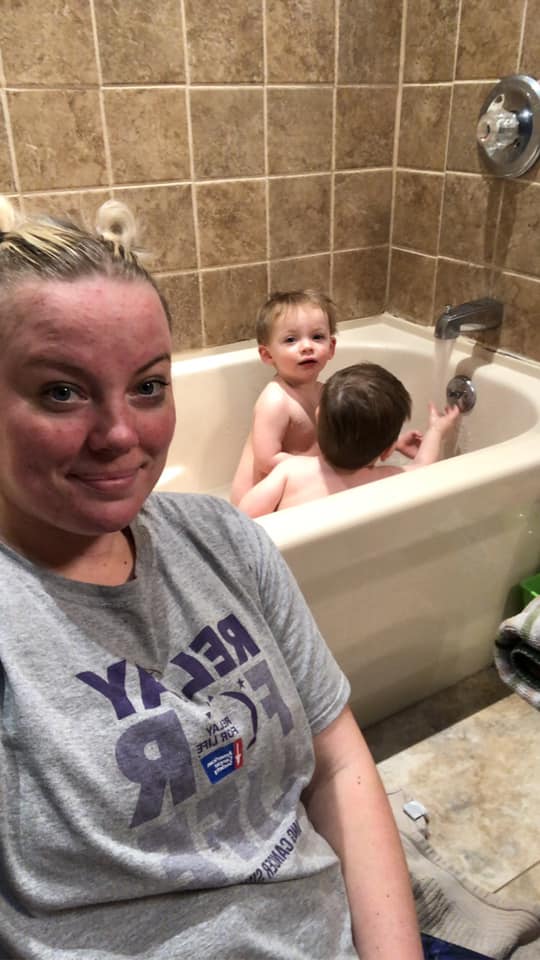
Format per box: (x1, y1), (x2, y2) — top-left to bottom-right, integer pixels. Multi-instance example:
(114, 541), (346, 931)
(43, 383), (79, 403)
(136, 378), (169, 397)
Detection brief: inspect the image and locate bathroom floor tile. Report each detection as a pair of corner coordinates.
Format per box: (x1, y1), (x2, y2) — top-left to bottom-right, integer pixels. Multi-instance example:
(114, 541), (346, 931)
(378, 695), (540, 892)
(363, 666), (510, 762)
(495, 861), (540, 899)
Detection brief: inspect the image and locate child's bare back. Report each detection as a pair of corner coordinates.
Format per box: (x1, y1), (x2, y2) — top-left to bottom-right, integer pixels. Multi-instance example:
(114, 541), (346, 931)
(239, 363), (461, 518)
(230, 376), (323, 505)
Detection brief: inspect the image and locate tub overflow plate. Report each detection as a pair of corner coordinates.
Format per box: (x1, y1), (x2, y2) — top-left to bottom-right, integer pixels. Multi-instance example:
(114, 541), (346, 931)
(446, 375), (476, 413)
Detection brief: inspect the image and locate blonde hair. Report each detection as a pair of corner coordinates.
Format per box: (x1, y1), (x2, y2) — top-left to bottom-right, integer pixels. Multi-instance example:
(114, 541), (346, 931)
(255, 289), (337, 345)
(0, 197), (171, 325)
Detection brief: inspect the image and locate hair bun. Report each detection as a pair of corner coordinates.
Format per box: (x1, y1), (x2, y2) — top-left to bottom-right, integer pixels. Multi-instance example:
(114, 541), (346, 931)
(95, 199), (137, 254)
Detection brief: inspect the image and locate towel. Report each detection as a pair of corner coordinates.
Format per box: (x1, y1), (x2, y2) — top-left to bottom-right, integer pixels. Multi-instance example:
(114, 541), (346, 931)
(494, 597), (540, 708)
(387, 789), (540, 958)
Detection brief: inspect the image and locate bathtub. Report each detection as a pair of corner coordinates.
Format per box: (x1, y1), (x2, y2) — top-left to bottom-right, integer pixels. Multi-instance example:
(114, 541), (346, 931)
(158, 313), (540, 726)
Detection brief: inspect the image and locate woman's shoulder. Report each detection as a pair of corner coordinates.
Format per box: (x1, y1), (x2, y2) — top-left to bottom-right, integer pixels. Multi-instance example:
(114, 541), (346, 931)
(141, 492), (265, 546)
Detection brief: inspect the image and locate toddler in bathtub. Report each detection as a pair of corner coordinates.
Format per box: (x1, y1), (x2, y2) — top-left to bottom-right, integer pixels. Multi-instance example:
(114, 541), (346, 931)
(230, 289), (420, 505)
(238, 362), (460, 518)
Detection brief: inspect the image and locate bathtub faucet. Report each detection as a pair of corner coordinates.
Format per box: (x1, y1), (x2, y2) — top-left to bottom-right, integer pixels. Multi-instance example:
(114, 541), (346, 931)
(434, 297), (503, 340)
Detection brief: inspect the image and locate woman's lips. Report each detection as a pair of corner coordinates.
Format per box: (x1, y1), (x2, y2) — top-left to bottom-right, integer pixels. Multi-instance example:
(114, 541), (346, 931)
(70, 470), (141, 494)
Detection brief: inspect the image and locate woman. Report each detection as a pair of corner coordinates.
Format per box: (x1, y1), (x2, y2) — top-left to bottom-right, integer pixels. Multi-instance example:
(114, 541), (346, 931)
(0, 197), (423, 959)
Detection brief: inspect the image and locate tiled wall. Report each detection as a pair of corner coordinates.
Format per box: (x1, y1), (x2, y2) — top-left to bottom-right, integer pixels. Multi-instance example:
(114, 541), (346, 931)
(1, 1), (539, 359)
(388, 0), (540, 361)
(0, 0), (399, 351)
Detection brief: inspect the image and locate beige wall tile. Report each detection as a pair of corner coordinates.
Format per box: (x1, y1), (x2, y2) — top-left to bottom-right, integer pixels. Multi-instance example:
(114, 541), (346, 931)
(0, 108), (14, 192)
(22, 190), (110, 230)
(155, 273), (202, 351)
(434, 257), (492, 333)
(332, 247), (388, 320)
(113, 185), (197, 272)
(267, 88), (333, 175)
(456, 0), (524, 80)
(439, 174), (502, 264)
(339, 0), (401, 84)
(202, 264), (268, 346)
(185, 0), (263, 83)
(404, 0), (459, 82)
(398, 86), (452, 170)
(335, 87), (396, 170)
(496, 182), (540, 278)
(334, 171), (392, 249)
(94, 0), (185, 84)
(492, 271), (540, 359)
(520, 0), (540, 75)
(266, 0), (335, 83)
(197, 180), (266, 268)
(393, 172), (444, 255)
(9, 90), (107, 191)
(269, 255), (331, 293)
(190, 89), (264, 180)
(105, 88), (190, 185)
(2, 0), (538, 364)
(269, 175), (331, 259)
(388, 248), (436, 325)
(2, 0), (97, 85)
(447, 83), (493, 174)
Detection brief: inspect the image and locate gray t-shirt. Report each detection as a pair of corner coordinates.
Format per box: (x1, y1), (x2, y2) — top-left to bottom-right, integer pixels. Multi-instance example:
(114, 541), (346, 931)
(0, 494), (356, 959)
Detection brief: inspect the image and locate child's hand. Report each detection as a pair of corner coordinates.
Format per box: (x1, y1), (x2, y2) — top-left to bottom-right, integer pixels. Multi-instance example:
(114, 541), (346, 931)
(396, 430), (423, 459)
(428, 401), (461, 433)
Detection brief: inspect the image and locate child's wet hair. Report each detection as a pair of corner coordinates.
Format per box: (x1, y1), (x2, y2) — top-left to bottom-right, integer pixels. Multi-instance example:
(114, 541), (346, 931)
(256, 289), (337, 345)
(318, 363), (412, 470)
(0, 197), (171, 327)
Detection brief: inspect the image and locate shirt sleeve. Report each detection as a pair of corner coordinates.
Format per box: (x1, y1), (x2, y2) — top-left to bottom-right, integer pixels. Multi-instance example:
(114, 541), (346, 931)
(235, 508), (351, 735)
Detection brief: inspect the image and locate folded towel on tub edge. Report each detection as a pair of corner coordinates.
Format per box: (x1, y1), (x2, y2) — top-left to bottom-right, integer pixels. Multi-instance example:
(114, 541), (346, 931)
(387, 788), (540, 958)
(494, 596), (540, 708)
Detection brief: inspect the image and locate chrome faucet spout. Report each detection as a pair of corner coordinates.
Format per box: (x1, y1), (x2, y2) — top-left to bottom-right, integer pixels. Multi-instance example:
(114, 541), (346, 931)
(434, 297), (503, 340)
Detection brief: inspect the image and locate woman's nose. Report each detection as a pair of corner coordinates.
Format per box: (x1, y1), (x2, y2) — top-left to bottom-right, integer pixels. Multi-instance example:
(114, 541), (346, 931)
(86, 401), (139, 453)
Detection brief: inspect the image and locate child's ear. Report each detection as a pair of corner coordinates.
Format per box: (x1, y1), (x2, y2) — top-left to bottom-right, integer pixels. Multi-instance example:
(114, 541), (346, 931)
(329, 336), (336, 359)
(379, 443), (396, 462)
(258, 344), (275, 366)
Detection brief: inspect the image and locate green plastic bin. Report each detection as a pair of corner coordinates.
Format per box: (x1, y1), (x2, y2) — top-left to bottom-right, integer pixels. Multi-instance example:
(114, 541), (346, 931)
(520, 572), (540, 607)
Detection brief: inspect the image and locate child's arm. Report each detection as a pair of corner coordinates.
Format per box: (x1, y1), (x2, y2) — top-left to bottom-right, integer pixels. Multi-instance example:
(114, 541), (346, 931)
(251, 386), (293, 479)
(395, 429), (423, 458)
(405, 402), (460, 469)
(238, 463), (289, 518)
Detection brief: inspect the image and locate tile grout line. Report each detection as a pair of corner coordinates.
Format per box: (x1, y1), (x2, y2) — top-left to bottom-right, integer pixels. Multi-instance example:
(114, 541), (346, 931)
(329, 0), (339, 297)
(262, 0), (270, 293)
(431, 0), (465, 322)
(179, 0), (205, 347)
(88, 0), (114, 199)
(385, 0), (408, 307)
(0, 48), (22, 201)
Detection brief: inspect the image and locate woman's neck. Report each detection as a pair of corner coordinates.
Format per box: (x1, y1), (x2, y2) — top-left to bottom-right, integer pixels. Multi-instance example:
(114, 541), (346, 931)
(0, 512), (135, 585)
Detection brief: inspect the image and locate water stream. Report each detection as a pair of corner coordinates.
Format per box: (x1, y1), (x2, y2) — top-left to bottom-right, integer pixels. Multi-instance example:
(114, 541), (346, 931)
(431, 338), (467, 458)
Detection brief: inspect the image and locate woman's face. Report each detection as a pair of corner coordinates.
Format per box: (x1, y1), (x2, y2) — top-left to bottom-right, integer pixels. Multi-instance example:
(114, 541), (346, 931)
(0, 276), (176, 546)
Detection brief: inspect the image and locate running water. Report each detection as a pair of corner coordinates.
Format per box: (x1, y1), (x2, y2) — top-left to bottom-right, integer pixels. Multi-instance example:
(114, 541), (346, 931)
(431, 339), (455, 410)
(431, 338), (463, 459)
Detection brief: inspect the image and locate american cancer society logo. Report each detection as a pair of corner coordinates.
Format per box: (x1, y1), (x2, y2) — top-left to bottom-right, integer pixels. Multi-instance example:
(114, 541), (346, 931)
(201, 738), (244, 784)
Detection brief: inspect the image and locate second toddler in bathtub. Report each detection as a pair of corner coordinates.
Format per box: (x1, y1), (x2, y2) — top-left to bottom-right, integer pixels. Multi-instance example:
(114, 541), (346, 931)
(230, 289), (420, 505)
(238, 362), (460, 518)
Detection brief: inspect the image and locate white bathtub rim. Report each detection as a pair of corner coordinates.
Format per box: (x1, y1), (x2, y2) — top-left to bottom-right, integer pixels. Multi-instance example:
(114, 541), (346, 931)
(255, 431), (540, 551)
